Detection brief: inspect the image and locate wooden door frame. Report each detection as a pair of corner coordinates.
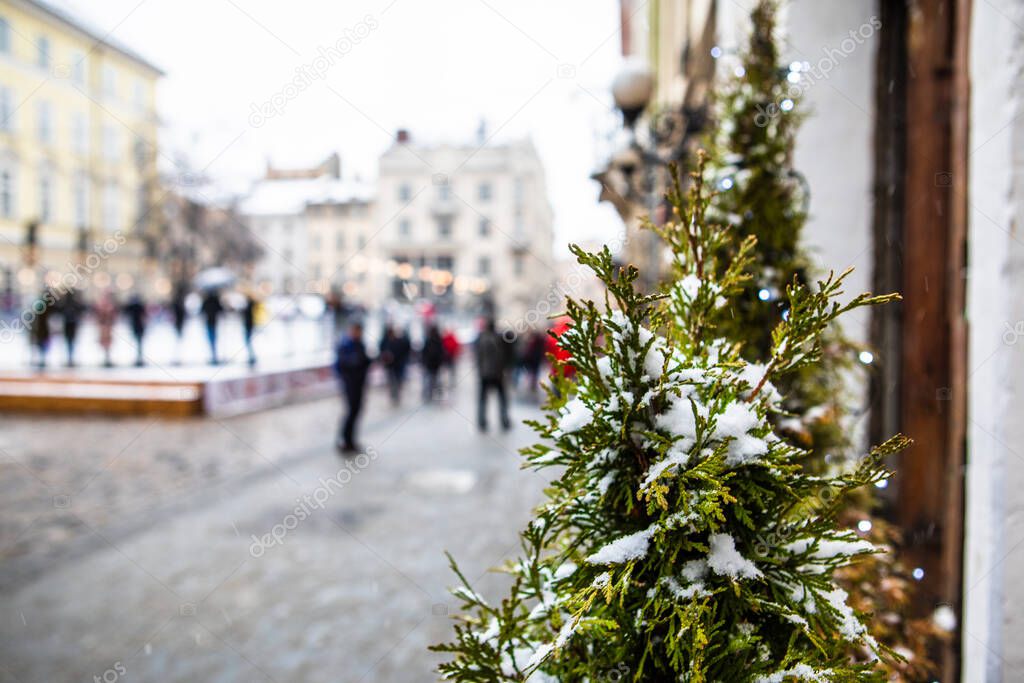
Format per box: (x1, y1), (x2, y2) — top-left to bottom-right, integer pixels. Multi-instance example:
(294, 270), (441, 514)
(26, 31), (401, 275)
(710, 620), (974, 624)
(870, 0), (970, 679)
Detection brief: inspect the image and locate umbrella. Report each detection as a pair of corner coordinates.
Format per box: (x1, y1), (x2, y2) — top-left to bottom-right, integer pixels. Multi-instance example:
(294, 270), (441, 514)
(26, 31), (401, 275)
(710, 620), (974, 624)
(193, 267), (237, 291)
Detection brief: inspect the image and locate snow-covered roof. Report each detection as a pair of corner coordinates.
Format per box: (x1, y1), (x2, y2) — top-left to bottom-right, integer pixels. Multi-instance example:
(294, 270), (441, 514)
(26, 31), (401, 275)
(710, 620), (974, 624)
(27, 0), (164, 75)
(238, 176), (374, 217)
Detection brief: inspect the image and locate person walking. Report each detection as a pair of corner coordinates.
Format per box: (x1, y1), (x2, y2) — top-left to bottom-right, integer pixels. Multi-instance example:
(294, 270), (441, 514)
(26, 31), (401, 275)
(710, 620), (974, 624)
(334, 321), (372, 455)
(200, 290), (223, 365)
(241, 293), (258, 367)
(170, 283), (188, 365)
(94, 290), (118, 368)
(123, 294), (147, 367)
(441, 327), (461, 390)
(547, 317), (576, 380)
(522, 329), (547, 397)
(378, 324), (411, 405)
(59, 288), (84, 367)
(28, 289), (52, 370)
(420, 324), (446, 402)
(476, 318), (511, 432)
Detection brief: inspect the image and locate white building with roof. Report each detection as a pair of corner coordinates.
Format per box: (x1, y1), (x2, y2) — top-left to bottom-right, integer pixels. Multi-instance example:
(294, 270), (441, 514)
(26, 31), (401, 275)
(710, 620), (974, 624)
(374, 130), (555, 321)
(238, 155), (372, 296)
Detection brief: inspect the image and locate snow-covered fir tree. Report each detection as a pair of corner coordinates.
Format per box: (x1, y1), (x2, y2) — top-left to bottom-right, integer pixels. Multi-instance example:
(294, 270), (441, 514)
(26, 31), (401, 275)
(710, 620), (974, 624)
(705, 2), (945, 676)
(432, 160), (906, 682)
(704, 0), (852, 466)
(706, 0), (808, 361)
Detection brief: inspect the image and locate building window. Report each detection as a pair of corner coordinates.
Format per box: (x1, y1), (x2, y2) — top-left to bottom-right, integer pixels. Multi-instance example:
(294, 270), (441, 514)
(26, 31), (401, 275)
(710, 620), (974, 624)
(71, 52), (87, 85)
(398, 183), (411, 202)
(0, 165), (15, 218)
(0, 18), (10, 54)
(478, 256), (490, 275)
(102, 65), (116, 98)
(72, 172), (89, 228)
(311, 234), (321, 250)
(103, 124), (119, 161)
(357, 235), (366, 250)
(399, 218), (411, 237)
(133, 80), (146, 111)
(335, 232), (344, 250)
(37, 101), (52, 144)
(478, 181), (492, 201)
(478, 217), (491, 237)
(103, 181), (119, 231)
(437, 216), (452, 238)
(438, 183), (451, 201)
(38, 166), (54, 223)
(0, 85), (12, 132)
(37, 36), (50, 69)
(514, 253), (525, 277)
(72, 112), (88, 154)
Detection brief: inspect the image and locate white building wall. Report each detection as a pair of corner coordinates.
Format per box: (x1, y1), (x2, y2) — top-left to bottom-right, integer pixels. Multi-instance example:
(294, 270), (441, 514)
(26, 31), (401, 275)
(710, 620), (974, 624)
(246, 213), (308, 295)
(963, 1), (1024, 680)
(305, 200), (376, 302)
(376, 139), (554, 322)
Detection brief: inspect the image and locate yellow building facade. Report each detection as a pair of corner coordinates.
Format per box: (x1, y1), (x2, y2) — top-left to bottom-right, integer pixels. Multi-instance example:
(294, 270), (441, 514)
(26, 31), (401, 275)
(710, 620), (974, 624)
(0, 0), (161, 306)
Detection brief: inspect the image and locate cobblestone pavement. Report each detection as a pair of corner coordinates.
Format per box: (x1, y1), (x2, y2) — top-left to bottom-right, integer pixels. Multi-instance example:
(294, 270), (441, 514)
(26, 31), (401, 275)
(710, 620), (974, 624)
(0, 370), (548, 683)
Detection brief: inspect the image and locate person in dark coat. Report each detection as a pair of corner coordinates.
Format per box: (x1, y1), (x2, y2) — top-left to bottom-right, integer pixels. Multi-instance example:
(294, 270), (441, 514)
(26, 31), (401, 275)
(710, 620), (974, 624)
(28, 289), (53, 370)
(420, 324), (446, 402)
(170, 283), (188, 364)
(378, 324), (411, 405)
(58, 288), (84, 367)
(522, 330), (547, 396)
(242, 294), (258, 367)
(171, 284), (187, 337)
(334, 321), (372, 455)
(123, 294), (147, 367)
(200, 290), (223, 365)
(476, 317), (511, 431)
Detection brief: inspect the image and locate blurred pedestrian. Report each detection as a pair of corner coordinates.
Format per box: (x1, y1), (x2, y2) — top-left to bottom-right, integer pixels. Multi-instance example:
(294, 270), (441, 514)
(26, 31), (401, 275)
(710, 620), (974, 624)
(547, 317), (576, 380)
(123, 294), (147, 367)
(334, 321), (372, 455)
(325, 288), (348, 341)
(379, 324), (411, 405)
(420, 324), (446, 402)
(58, 288), (84, 367)
(441, 327), (461, 390)
(28, 289), (52, 370)
(242, 293), (258, 367)
(522, 330), (547, 396)
(94, 290), (118, 368)
(200, 290), (223, 365)
(170, 283), (188, 364)
(476, 318), (511, 432)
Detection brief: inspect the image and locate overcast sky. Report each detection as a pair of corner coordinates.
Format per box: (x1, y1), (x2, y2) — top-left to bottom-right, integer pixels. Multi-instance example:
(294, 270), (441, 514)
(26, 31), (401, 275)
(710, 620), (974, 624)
(59, 0), (628, 255)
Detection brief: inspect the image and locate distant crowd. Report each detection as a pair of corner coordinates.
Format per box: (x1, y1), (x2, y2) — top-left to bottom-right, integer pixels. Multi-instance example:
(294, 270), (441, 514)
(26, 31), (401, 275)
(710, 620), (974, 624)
(331, 318), (567, 454)
(15, 285), (260, 370)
